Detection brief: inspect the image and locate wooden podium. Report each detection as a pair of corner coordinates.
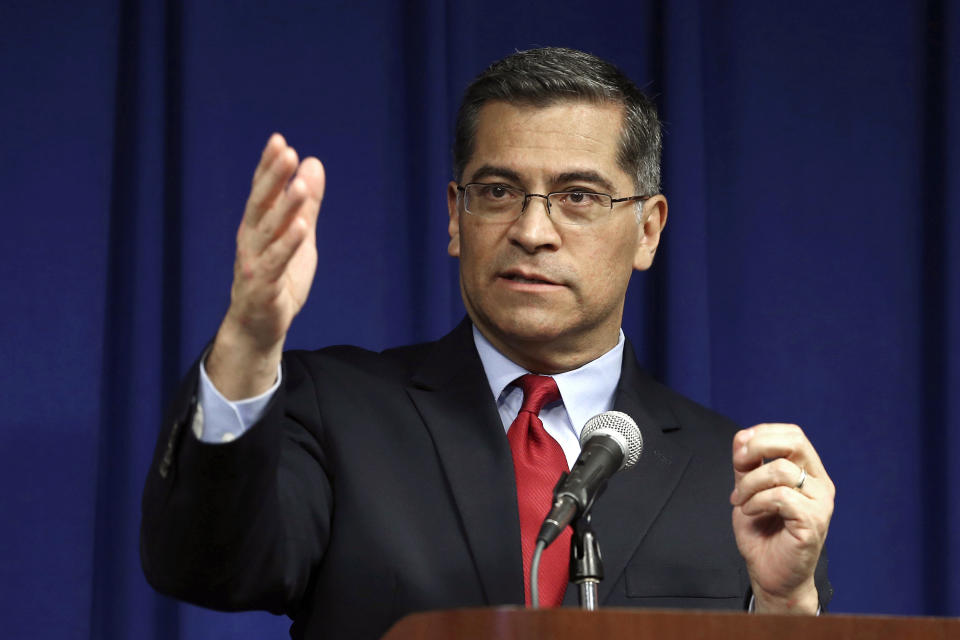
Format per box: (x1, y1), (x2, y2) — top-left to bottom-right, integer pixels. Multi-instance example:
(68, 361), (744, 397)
(381, 607), (959, 639)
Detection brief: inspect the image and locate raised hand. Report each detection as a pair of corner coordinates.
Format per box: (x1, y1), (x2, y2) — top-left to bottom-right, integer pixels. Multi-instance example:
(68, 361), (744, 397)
(206, 134), (326, 400)
(730, 423), (835, 614)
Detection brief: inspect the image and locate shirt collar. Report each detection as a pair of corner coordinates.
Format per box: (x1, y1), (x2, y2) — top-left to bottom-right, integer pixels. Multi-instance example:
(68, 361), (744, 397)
(472, 324), (625, 435)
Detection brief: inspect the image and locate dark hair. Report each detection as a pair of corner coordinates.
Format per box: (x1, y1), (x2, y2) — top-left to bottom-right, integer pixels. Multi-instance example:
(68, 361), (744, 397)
(453, 47), (662, 195)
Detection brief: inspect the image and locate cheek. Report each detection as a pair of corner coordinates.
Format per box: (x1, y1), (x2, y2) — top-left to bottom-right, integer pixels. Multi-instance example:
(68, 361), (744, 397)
(577, 231), (638, 297)
(456, 231), (491, 288)
(458, 226), (501, 272)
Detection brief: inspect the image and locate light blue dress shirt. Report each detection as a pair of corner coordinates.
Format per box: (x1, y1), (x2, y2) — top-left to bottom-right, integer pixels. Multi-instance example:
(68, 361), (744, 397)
(471, 325), (623, 468)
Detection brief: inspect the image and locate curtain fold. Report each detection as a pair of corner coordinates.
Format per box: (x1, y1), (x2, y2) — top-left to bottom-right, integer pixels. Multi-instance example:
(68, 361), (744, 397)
(935, 0), (959, 613)
(92, 1), (183, 637)
(658, 0), (714, 405)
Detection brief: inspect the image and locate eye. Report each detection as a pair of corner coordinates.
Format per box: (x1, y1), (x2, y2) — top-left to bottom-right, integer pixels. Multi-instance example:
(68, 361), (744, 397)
(563, 191), (601, 206)
(477, 184), (520, 200)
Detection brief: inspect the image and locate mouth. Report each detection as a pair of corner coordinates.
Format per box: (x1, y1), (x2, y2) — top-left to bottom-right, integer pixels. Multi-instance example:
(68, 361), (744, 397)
(503, 274), (554, 284)
(498, 270), (563, 287)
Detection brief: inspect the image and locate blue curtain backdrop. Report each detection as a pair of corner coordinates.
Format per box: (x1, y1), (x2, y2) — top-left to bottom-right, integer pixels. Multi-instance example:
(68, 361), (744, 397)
(1, 1), (957, 638)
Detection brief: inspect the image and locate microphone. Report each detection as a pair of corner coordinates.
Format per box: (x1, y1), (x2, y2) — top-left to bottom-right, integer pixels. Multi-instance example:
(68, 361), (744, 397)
(536, 411), (643, 547)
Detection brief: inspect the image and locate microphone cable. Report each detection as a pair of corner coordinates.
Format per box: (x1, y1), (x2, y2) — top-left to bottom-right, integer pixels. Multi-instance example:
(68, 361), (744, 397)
(530, 540), (546, 609)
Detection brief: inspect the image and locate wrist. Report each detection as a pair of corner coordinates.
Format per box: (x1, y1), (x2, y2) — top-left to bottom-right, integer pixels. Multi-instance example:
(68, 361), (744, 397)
(206, 316), (284, 400)
(751, 578), (819, 615)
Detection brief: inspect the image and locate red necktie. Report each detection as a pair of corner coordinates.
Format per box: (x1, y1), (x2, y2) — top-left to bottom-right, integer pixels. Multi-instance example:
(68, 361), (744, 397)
(507, 374), (571, 607)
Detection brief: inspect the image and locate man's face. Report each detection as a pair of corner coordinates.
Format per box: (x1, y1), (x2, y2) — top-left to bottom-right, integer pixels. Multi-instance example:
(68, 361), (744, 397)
(447, 100), (667, 372)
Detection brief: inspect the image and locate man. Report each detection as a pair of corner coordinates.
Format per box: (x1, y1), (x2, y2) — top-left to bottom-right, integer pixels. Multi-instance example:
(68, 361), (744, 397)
(142, 47), (834, 639)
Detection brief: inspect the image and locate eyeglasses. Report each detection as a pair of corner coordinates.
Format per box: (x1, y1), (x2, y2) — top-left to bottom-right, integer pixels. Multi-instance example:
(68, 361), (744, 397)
(457, 183), (651, 226)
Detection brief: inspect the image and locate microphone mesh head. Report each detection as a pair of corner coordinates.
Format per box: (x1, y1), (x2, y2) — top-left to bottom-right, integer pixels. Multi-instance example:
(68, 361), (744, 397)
(580, 411), (643, 469)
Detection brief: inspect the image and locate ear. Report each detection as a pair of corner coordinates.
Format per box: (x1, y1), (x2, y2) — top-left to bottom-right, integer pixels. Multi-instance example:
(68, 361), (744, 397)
(633, 195), (668, 271)
(447, 181), (462, 257)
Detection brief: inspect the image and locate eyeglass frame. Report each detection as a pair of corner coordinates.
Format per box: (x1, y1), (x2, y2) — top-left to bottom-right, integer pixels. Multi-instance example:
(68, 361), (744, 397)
(455, 182), (653, 225)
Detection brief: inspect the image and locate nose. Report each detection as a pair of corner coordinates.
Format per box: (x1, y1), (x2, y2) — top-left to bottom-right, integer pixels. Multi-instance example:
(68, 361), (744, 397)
(520, 193), (551, 215)
(508, 194), (562, 253)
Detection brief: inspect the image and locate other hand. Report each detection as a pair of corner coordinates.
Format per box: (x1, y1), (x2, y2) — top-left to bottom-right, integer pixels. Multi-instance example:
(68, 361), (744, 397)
(207, 134), (326, 399)
(730, 423), (834, 614)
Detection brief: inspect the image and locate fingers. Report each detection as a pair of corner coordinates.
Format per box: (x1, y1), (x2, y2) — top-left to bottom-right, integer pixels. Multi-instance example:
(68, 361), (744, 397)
(258, 212), (309, 284)
(730, 423), (835, 513)
(246, 173), (307, 255)
(252, 132), (286, 185)
(735, 480), (832, 540)
(731, 457), (821, 506)
(245, 134), (299, 228)
(230, 135), (324, 311)
(241, 136), (326, 257)
(295, 156), (326, 223)
(218, 134), (324, 376)
(736, 483), (811, 520)
(732, 424), (827, 479)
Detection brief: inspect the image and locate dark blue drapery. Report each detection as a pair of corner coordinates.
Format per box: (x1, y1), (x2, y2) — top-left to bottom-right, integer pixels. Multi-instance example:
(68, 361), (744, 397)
(1, 1), (957, 638)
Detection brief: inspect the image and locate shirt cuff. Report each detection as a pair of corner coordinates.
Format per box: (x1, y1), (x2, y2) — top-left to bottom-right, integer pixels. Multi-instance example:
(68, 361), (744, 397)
(193, 356), (282, 443)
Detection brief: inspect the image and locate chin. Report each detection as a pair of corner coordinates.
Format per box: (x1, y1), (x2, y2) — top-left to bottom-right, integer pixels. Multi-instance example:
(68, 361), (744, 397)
(485, 311), (572, 345)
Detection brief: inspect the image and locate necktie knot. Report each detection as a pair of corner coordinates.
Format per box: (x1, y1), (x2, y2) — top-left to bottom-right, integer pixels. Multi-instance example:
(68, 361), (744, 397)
(515, 374), (561, 415)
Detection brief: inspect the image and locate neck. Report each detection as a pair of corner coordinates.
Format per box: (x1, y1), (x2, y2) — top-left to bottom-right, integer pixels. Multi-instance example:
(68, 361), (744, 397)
(475, 324), (621, 374)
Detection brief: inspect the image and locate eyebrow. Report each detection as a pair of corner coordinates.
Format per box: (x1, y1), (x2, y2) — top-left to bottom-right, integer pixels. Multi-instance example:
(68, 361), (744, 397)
(467, 165), (618, 195)
(551, 171), (617, 195)
(468, 165), (523, 184)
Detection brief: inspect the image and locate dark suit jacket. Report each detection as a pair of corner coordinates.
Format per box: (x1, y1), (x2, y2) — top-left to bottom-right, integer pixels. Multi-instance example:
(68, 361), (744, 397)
(141, 319), (831, 639)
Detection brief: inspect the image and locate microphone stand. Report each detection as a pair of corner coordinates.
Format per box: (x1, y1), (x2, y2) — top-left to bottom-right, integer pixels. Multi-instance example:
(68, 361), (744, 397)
(569, 513), (603, 610)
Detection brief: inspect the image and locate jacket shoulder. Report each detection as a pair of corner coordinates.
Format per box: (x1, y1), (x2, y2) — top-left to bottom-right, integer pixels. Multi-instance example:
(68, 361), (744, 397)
(283, 337), (441, 382)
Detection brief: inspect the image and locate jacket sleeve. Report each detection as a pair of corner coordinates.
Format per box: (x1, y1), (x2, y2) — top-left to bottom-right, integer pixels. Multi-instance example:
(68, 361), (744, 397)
(140, 351), (331, 615)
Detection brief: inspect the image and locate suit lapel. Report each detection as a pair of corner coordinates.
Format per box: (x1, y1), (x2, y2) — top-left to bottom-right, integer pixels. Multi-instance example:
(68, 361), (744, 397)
(405, 320), (524, 605)
(563, 341), (692, 606)
(406, 326), (691, 607)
